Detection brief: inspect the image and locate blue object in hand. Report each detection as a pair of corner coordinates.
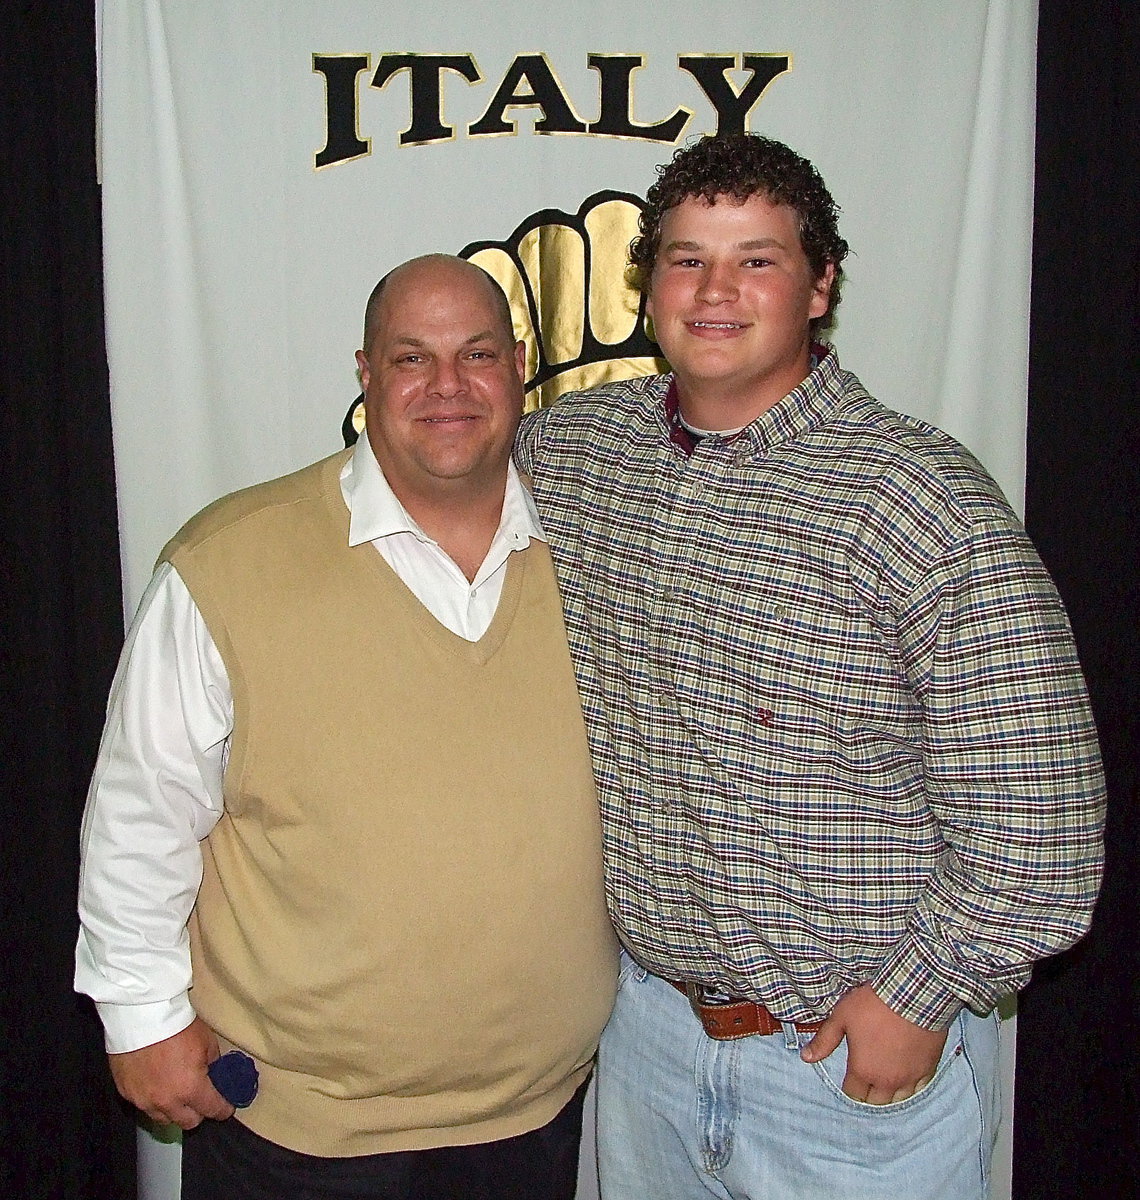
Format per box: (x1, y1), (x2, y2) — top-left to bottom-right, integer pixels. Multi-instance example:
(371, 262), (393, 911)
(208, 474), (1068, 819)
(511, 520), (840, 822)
(207, 1050), (259, 1108)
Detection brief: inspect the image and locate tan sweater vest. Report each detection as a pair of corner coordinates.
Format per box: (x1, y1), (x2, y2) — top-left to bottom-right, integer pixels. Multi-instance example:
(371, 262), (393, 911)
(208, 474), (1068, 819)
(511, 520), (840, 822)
(161, 450), (617, 1156)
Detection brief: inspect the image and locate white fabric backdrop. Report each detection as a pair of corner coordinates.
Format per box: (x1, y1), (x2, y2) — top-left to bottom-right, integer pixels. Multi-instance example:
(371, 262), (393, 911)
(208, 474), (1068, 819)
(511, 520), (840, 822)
(98, 2), (1035, 1196)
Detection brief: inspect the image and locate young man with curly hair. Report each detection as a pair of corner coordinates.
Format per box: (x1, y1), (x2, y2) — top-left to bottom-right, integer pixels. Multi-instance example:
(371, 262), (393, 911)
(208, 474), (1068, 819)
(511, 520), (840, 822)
(515, 135), (1104, 1199)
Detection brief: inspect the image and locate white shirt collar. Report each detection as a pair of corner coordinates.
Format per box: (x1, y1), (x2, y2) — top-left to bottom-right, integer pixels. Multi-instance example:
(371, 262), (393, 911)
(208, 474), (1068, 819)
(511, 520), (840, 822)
(340, 433), (546, 550)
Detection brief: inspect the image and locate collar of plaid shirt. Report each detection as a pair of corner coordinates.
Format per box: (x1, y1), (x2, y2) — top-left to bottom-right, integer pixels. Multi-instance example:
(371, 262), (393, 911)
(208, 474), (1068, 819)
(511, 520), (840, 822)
(663, 344), (831, 455)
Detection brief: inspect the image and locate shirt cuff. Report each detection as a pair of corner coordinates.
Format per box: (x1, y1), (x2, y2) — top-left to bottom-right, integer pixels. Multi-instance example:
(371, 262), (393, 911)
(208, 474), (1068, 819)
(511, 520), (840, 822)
(870, 939), (964, 1031)
(97, 996), (197, 1054)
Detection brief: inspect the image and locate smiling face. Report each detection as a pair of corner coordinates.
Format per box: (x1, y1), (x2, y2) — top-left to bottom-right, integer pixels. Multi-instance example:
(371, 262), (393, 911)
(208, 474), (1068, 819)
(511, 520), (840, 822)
(355, 257), (526, 508)
(646, 192), (834, 429)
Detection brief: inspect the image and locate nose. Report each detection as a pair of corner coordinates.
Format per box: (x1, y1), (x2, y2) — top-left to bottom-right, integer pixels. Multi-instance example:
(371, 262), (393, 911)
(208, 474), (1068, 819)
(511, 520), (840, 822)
(694, 263), (738, 305)
(427, 357), (463, 398)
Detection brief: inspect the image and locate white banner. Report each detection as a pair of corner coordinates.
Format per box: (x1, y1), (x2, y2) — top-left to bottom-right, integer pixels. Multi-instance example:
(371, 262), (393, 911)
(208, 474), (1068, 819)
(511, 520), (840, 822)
(99, 3), (1035, 1195)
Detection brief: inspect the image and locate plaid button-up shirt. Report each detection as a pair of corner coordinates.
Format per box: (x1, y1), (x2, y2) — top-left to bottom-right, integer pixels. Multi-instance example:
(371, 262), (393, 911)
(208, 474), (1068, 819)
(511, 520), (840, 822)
(515, 349), (1105, 1029)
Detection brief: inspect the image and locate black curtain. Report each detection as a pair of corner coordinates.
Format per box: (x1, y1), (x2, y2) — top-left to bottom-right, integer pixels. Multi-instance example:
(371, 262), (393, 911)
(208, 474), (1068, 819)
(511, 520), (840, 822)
(1014, 0), (1140, 1194)
(1, 2), (136, 1197)
(1, 2), (1134, 1197)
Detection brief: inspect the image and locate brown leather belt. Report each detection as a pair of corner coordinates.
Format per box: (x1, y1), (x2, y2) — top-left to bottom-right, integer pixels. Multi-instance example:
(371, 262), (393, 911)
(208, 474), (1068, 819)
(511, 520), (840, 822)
(670, 980), (826, 1041)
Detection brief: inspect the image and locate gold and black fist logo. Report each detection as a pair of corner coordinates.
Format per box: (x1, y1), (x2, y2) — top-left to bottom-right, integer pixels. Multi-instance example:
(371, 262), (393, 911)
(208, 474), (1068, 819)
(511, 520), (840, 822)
(343, 190), (667, 442)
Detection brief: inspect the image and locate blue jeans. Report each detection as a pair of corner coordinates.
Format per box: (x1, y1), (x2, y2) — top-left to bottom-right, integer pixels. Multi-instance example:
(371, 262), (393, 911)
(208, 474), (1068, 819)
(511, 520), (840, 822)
(596, 956), (1001, 1200)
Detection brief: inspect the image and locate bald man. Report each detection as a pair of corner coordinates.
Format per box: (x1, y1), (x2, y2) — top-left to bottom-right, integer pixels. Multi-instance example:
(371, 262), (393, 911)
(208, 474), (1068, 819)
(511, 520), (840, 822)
(76, 256), (617, 1200)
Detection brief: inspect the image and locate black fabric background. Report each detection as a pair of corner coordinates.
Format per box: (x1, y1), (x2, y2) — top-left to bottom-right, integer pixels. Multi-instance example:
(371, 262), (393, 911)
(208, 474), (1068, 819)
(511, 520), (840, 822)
(2, 1), (1134, 1195)
(2, 2), (137, 1197)
(1014, 1), (1140, 1193)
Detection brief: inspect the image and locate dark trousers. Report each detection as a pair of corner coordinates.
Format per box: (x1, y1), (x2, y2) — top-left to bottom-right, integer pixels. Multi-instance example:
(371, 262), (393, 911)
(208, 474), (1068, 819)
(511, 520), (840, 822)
(181, 1080), (589, 1200)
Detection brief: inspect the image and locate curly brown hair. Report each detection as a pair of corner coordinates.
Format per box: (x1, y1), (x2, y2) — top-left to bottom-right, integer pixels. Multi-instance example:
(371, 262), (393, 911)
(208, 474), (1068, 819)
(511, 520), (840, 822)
(630, 134), (849, 335)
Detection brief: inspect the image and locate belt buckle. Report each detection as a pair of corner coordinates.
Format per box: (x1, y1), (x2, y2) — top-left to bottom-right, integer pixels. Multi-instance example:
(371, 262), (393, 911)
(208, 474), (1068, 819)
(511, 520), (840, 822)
(684, 981), (753, 1040)
(683, 980), (707, 1024)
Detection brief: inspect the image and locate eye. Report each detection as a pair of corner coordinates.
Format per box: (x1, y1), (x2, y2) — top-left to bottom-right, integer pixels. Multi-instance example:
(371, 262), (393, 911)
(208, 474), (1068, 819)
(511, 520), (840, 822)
(742, 257), (773, 268)
(395, 353), (424, 365)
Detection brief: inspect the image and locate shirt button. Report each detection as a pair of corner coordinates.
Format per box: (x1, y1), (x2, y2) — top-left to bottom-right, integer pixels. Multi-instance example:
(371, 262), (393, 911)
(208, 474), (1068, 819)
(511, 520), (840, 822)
(774, 604), (788, 621)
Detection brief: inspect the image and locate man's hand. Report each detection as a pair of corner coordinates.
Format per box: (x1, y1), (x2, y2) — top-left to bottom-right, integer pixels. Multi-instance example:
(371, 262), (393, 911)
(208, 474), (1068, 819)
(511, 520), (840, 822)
(800, 984), (948, 1105)
(108, 1017), (235, 1129)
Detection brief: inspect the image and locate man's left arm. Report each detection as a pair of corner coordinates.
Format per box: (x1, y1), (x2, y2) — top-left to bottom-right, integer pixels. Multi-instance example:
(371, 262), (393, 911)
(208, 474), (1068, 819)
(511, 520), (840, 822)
(875, 516), (1105, 1026)
(805, 516), (1106, 1100)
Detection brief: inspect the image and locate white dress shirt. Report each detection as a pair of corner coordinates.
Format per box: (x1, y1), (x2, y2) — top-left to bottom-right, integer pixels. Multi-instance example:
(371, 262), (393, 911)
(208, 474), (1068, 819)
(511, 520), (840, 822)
(74, 438), (545, 1052)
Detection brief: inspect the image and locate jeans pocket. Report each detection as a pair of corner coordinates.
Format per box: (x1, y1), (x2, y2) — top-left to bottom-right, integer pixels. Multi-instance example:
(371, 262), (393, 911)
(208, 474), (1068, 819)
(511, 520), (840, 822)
(807, 1021), (965, 1115)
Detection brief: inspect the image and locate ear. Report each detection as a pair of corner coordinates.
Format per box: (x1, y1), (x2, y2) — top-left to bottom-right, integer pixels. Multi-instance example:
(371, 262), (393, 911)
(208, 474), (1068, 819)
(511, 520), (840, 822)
(513, 340), (527, 384)
(808, 263), (836, 320)
(355, 349), (371, 390)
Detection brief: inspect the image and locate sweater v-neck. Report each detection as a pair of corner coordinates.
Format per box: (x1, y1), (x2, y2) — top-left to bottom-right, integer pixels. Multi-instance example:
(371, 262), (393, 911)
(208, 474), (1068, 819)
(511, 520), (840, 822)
(360, 543), (527, 667)
(319, 452), (527, 667)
